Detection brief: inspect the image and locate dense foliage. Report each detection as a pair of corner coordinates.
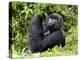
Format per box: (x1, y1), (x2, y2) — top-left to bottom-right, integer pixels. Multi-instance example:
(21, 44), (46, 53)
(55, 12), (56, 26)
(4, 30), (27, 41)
(9, 2), (78, 58)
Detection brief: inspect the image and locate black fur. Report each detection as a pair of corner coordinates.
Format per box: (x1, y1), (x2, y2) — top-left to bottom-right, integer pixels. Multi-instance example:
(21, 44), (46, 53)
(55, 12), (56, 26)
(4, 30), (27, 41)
(29, 13), (65, 53)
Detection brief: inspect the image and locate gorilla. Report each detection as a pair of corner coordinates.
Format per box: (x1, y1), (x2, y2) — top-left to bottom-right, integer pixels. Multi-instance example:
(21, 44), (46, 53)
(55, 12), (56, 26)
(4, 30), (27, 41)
(29, 13), (65, 53)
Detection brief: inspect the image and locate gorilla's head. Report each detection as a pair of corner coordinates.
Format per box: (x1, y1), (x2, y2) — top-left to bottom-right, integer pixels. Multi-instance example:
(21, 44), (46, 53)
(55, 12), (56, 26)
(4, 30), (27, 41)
(46, 13), (63, 32)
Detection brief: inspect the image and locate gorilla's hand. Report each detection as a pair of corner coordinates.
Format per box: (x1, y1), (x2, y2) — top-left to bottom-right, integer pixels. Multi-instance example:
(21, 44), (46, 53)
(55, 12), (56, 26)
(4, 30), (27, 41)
(31, 14), (45, 24)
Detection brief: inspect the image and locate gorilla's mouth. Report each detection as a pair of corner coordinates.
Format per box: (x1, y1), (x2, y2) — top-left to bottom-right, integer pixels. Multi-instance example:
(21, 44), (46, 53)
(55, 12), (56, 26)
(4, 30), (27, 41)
(48, 25), (55, 31)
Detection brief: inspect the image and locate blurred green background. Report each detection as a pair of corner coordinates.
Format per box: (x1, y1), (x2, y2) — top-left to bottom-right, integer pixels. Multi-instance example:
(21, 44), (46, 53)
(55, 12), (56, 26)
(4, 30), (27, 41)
(9, 2), (78, 58)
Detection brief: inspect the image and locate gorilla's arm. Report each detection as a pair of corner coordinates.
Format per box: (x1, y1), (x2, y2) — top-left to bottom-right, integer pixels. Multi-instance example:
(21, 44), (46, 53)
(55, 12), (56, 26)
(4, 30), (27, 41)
(41, 30), (65, 51)
(29, 14), (44, 52)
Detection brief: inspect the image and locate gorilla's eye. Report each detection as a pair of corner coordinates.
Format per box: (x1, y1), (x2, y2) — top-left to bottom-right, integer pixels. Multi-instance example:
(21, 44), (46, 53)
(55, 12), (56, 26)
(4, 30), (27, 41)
(51, 19), (54, 21)
(49, 18), (53, 22)
(49, 18), (57, 23)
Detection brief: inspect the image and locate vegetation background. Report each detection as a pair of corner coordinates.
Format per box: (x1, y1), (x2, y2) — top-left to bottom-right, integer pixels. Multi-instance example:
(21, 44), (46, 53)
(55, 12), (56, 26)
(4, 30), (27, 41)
(9, 2), (78, 58)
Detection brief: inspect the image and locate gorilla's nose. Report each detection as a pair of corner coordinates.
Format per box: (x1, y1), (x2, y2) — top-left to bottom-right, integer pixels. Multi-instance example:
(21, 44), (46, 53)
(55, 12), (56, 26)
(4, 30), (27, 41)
(47, 22), (54, 27)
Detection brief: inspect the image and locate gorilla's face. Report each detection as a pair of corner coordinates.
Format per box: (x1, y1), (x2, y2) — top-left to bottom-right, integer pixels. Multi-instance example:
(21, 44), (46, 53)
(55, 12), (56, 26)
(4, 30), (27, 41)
(47, 13), (63, 31)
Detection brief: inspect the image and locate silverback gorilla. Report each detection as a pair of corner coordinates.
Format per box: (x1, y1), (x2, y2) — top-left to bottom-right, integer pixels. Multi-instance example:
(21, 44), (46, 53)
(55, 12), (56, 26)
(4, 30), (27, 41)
(29, 13), (65, 53)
